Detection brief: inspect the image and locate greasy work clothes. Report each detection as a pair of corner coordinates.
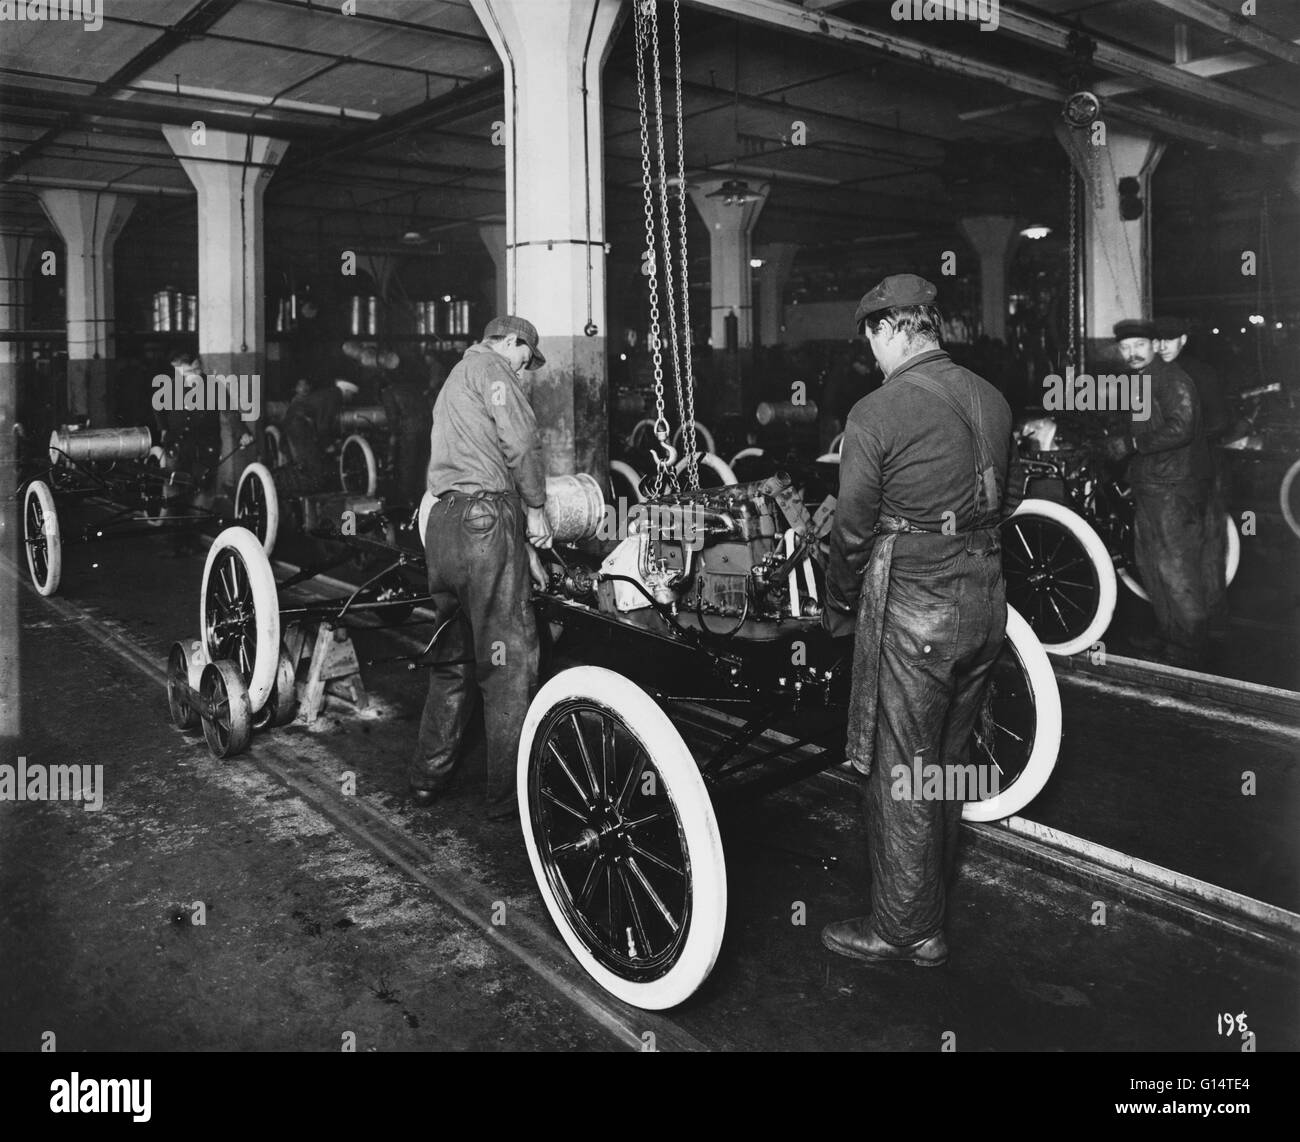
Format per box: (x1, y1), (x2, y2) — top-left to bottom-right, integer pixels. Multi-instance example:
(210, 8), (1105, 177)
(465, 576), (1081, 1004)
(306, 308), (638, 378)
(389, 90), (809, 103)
(379, 379), (433, 507)
(1126, 356), (1216, 662)
(411, 492), (539, 798)
(280, 385), (342, 496)
(426, 342), (546, 509)
(1181, 354), (1231, 621)
(826, 346), (1018, 945)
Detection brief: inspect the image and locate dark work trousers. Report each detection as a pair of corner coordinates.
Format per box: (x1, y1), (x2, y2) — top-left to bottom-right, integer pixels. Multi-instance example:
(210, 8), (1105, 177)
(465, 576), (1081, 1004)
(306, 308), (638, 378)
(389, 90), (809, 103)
(410, 491), (539, 798)
(860, 532), (1006, 946)
(1203, 454), (1229, 626)
(1134, 480), (1213, 665)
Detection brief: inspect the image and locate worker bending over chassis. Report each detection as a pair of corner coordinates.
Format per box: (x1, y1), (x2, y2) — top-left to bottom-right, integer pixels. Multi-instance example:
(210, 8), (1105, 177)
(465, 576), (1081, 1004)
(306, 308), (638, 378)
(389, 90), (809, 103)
(821, 274), (1023, 968)
(410, 316), (553, 817)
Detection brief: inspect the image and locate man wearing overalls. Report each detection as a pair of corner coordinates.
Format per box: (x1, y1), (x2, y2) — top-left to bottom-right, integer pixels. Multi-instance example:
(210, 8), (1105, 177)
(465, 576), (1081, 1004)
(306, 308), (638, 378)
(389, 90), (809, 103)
(410, 316), (552, 818)
(821, 275), (1022, 967)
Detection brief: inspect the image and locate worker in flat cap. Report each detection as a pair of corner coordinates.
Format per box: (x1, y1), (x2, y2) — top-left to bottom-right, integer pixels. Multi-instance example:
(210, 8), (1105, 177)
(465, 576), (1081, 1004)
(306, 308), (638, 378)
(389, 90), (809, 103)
(821, 273), (1024, 968)
(410, 314), (552, 820)
(1106, 317), (1216, 667)
(1154, 316), (1231, 629)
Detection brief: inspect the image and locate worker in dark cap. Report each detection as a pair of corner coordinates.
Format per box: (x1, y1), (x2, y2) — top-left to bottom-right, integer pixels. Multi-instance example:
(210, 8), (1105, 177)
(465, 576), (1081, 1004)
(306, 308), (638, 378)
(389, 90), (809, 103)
(410, 315), (552, 820)
(1104, 318), (1215, 667)
(820, 273), (1023, 968)
(1154, 316), (1230, 627)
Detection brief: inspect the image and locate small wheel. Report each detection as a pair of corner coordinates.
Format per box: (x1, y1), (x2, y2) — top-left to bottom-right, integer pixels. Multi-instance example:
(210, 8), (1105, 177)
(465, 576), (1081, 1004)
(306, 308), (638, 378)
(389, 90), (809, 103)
(518, 666), (727, 1010)
(200, 526), (281, 716)
(254, 644), (298, 729)
(674, 451), (737, 488)
(23, 480), (62, 596)
(166, 639), (202, 731)
(962, 606), (1062, 822)
(142, 446), (168, 526)
(671, 421), (716, 457)
(264, 424), (284, 470)
(608, 460), (643, 505)
(1281, 458), (1300, 541)
(235, 462), (279, 555)
(340, 434), (378, 496)
(200, 660), (253, 759)
(1002, 498), (1117, 657)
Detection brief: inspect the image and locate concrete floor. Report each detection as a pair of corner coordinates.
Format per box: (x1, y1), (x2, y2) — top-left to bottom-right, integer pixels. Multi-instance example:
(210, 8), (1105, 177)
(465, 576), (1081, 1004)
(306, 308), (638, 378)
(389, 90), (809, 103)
(2, 504), (1298, 1051)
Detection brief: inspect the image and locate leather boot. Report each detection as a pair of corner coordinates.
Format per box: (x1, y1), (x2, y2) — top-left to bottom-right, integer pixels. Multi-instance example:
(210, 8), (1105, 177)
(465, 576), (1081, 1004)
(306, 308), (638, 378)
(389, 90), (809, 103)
(821, 916), (949, 967)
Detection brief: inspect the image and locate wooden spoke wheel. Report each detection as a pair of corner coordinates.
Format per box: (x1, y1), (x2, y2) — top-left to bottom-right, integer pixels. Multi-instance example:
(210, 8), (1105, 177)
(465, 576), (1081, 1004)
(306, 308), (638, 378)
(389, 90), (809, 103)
(962, 605), (1062, 823)
(1002, 498), (1117, 657)
(23, 480), (62, 596)
(200, 527), (281, 716)
(199, 660), (253, 759)
(518, 666), (727, 1010)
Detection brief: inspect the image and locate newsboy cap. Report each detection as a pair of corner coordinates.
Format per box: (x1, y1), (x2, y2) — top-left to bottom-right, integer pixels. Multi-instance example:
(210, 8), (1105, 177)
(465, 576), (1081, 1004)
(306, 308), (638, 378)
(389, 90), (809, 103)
(853, 273), (939, 326)
(1112, 318), (1155, 340)
(484, 314), (546, 369)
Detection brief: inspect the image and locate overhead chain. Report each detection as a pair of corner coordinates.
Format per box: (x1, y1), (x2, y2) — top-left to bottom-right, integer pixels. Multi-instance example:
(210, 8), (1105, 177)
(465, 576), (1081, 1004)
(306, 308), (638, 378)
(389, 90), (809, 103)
(1067, 166), (1078, 373)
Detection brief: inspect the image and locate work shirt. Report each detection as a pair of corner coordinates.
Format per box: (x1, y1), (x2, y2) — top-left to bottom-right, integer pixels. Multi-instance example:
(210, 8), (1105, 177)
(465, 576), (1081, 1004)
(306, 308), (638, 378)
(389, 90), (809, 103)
(285, 385), (342, 442)
(1129, 356), (1212, 486)
(827, 346), (1020, 614)
(426, 342), (546, 509)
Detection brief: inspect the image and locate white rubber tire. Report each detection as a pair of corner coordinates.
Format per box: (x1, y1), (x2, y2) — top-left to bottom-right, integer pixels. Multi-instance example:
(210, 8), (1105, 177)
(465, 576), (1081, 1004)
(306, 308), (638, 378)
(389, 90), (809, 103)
(1005, 498), (1117, 657)
(23, 480), (62, 596)
(143, 446), (168, 527)
(200, 526), (281, 716)
(962, 605), (1061, 823)
(1281, 458), (1300, 540)
(518, 666), (728, 1011)
(235, 461), (279, 555)
(675, 451), (737, 486)
(1120, 512), (1240, 602)
(340, 433), (378, 496)
(608, 460), (644, 504)
(672, 421), (716, 457)
(265, 424), (283, 469)
(728, 447), (765, 469)
(830, 432), (845, 456)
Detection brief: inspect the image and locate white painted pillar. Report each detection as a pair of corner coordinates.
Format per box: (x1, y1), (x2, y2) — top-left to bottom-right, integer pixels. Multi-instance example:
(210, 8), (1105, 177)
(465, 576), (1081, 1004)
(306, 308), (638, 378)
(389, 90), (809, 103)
(1056, 122), (1164, 364)
(958, 215), (1019, 342)
(37, 190), (135, 425)
(163, 126), (287, 496)
(754, 241), (798, 347)
(469, 0), (624, 479)
(688, 178), (769, 351)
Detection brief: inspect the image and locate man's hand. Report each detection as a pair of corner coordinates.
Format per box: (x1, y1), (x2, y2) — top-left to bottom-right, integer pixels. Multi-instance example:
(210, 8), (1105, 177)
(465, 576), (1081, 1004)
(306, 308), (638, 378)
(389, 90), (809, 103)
(526, 504), (553, 549)
(1104, 433), (1136, 463)
(525, 544), (549, 590)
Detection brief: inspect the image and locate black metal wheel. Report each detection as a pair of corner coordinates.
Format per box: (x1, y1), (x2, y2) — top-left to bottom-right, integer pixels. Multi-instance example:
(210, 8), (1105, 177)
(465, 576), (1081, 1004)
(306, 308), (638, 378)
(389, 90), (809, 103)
(518, 666), (726, 1010)
(199, 660), (253, 759)
(166, 639), (201, 731)
(23, 480), (62, 596)
(253, 644), (298, 729)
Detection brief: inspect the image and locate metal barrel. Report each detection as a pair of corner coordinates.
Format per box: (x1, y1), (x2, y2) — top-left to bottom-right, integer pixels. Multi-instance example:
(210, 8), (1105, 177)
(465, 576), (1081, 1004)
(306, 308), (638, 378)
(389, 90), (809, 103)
(755, 399), (820, 426)
(49, 425), (152, 465)
(153, 289), (172, 332)
(366, 296), (378, 336)
(544, 473), (604, 543)
(338, 406), (389, 434)
(349, 296), (363, 336)
(452, 299), (471, 336)
(184, 294), (197, 331)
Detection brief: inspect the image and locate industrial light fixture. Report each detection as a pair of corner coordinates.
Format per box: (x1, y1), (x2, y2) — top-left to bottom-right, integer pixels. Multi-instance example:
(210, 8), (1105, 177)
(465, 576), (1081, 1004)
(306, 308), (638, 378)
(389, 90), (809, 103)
(1248, 314), (1266, 325)
(1020, 224), (1052, 240)
(706, 179), (761, 206)
(401, 225), (426, 245)
(749, 257), (766, 269)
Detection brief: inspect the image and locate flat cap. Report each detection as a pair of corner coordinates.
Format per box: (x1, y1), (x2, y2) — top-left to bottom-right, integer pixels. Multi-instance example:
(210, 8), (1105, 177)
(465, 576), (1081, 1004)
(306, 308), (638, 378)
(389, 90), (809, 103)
(1113, 318), (1155, 341)
(484, 314), (546, 369)
(854, 273), (938, 325)
(1153, 315), (1188, 340)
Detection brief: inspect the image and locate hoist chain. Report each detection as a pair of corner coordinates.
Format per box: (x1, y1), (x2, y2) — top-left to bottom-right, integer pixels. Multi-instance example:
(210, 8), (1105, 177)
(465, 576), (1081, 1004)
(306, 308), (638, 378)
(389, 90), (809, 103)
(1067, 167), (1078, 372)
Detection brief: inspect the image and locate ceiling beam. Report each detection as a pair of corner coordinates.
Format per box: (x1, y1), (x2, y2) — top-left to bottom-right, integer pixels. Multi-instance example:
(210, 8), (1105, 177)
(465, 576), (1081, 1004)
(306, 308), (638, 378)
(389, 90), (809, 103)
(683, 0), (1281, 155)
(1143, 0), (1300, 68)
(996, 2), (1299, 128)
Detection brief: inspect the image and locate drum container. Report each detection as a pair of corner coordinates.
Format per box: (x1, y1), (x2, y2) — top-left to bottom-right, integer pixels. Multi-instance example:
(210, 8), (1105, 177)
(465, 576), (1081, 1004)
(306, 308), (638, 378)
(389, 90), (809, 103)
(153, 289), (172, 332)
(452, 300), (471, 336)
(184, 294), (198, 331)
(366, 296), (378, 336)
(756, 400), (820, 426)
(49, 425), (152, 466)
(349, 296), (363, 336)
(544, 473), (604, 542)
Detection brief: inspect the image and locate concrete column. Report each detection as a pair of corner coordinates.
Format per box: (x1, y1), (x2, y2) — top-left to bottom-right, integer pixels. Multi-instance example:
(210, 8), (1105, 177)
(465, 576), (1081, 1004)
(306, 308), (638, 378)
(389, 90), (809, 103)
(688, 178), (769, 351)
(478, 224), (508, 319)
(754, 241), (798, 347)
(163, 127), (287, 497)
(470, 0), (624, 479)
(1056, 122), (1164, 366)
(37, 190), (135, 425)
(958, 215), (1019, 342)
